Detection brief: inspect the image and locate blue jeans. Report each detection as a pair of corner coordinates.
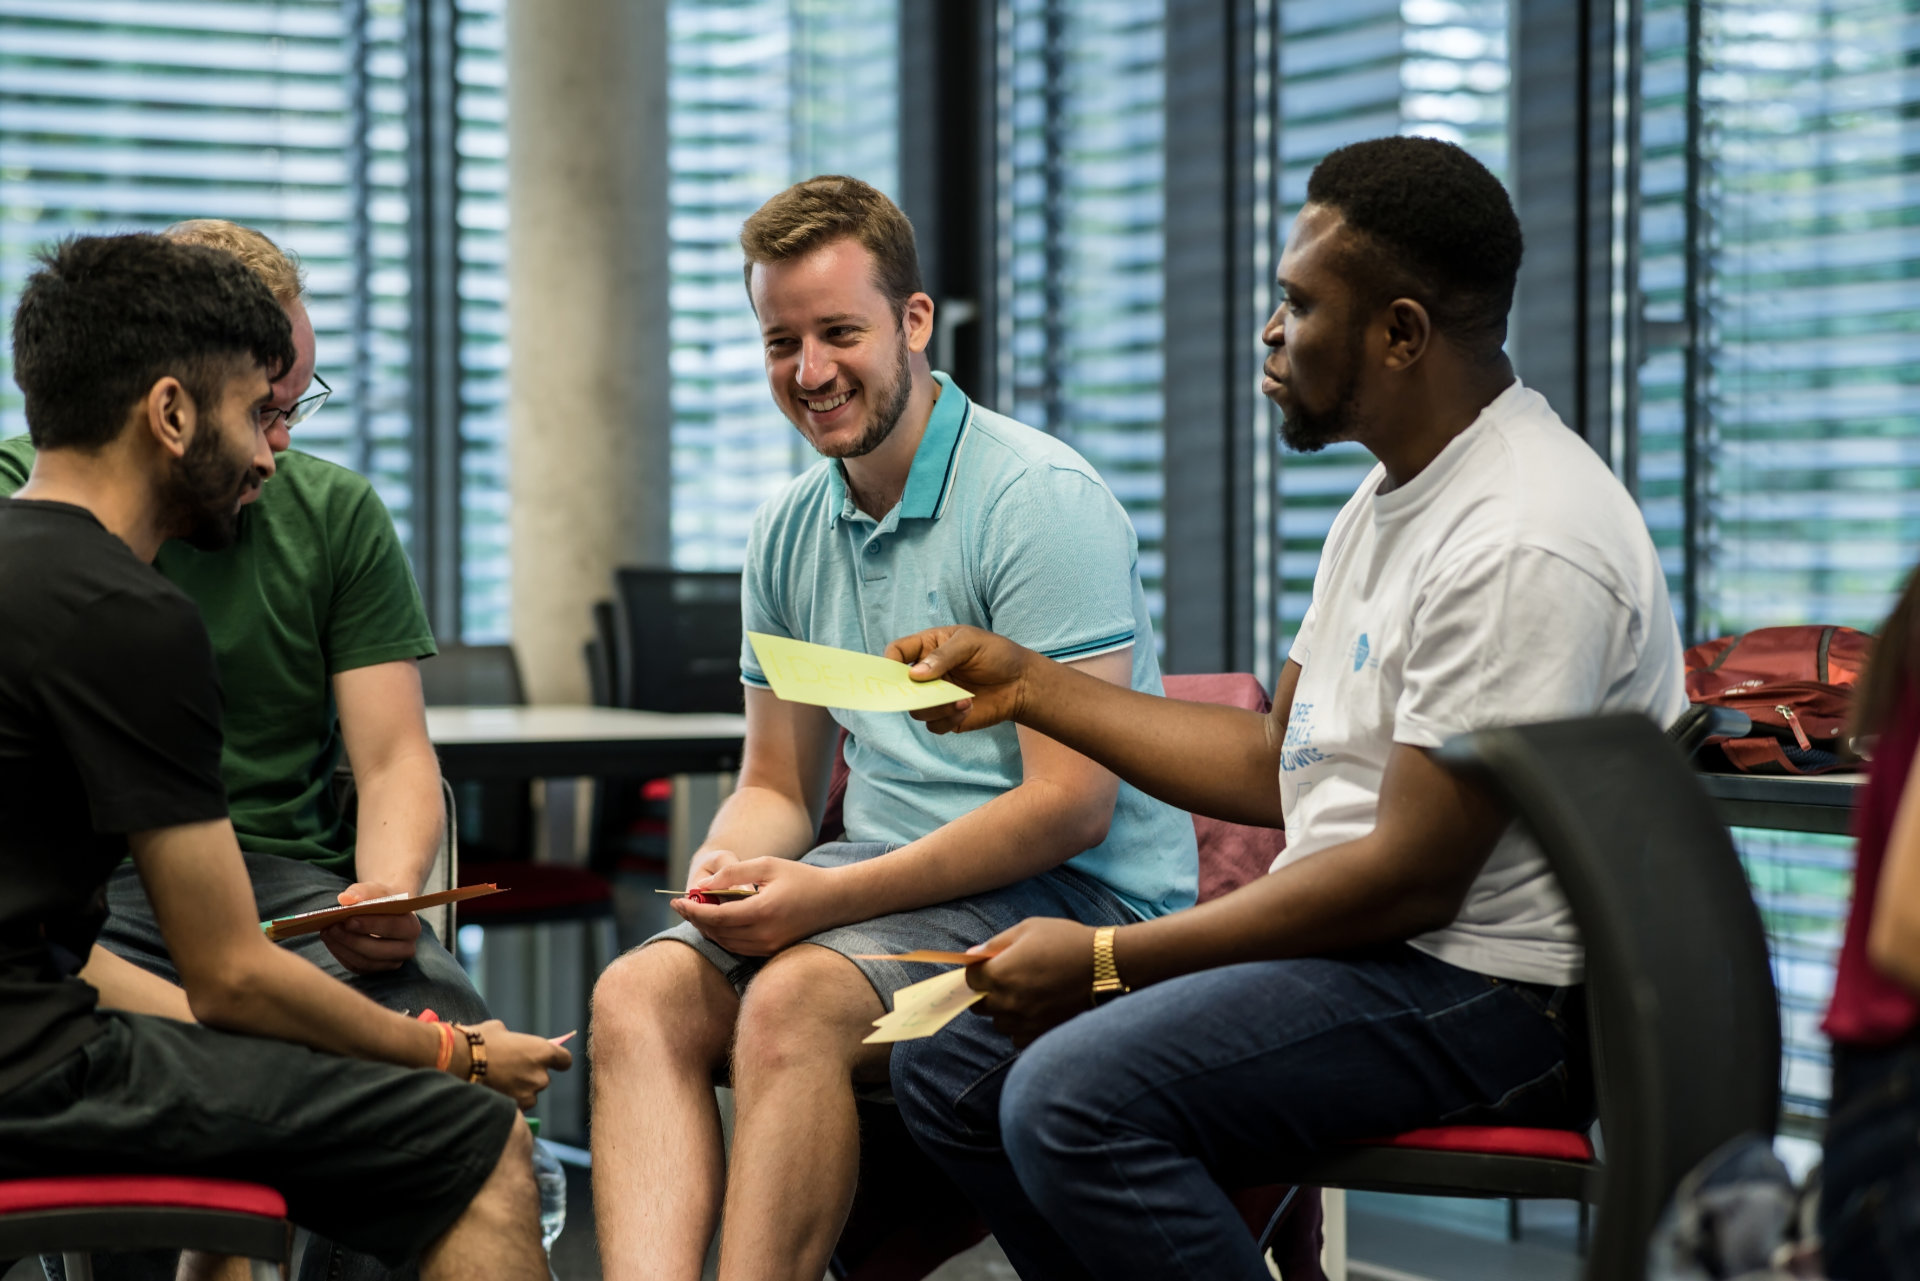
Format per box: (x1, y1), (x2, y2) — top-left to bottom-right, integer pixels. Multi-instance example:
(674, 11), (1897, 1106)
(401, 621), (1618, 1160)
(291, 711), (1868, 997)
(1822, 1038), (1920, 1281)
(891, 943), (1591, 1281)
(58, 852), (491, 1281)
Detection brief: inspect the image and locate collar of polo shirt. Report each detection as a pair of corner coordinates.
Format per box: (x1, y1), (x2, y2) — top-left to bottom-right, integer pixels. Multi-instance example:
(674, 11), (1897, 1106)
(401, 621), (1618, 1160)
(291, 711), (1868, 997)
(827, 372), (972, 528)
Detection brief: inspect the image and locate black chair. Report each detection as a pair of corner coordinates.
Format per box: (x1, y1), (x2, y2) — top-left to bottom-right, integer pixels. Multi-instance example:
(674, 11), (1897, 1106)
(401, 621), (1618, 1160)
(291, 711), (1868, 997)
(585, 599), (621, 709)
(1670, 703), (1754, 759)
(421, 645), (538, 873)
(610, 569), (743, 714)
(1267, 714), (1781, 1281)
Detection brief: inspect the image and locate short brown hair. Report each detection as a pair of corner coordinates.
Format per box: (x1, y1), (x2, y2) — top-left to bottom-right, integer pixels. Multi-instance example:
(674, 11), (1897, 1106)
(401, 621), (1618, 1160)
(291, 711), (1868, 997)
(739, 175), (923, 314)
(163, 219), (305, 306)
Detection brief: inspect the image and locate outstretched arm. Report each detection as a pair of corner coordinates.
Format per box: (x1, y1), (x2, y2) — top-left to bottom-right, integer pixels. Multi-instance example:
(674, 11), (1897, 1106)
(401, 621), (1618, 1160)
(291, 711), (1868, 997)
(887, 626), (1296, 829)
(680, 652), (1132, 955)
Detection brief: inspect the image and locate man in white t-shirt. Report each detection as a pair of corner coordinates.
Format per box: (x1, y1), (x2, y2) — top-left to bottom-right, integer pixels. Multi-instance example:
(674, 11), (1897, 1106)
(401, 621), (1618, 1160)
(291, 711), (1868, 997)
(880, 136), (1686, 1281)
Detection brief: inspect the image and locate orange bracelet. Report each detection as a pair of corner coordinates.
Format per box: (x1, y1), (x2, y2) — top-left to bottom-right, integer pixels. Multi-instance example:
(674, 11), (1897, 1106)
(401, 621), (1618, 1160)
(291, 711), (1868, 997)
(433, 1019), (455, 1073)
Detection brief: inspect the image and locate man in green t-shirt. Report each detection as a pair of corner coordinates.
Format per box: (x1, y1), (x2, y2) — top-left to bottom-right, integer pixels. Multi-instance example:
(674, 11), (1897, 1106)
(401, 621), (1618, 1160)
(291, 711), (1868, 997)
(0, 222), (486, 1281)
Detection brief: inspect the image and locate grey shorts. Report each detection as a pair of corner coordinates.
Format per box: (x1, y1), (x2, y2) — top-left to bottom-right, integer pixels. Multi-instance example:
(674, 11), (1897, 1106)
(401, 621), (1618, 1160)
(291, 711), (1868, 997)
(648, 841), (1137, 1010)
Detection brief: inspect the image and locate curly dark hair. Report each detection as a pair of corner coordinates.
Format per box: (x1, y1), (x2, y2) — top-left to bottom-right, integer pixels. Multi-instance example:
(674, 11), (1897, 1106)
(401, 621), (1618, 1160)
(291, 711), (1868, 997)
(1305, 136), (1522, 360)
(11, 233), (295, 452)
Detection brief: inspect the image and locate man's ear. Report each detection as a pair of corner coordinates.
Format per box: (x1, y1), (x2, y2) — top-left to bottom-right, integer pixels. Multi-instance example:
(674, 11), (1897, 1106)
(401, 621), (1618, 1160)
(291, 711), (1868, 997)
(1382, 298), (1432, 372)
(902, 291), (936, 356)
(144, 376), (194, 460)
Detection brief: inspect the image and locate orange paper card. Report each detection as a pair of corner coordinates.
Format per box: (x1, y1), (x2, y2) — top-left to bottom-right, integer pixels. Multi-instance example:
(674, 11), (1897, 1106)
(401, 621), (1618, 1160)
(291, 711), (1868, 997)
(850, 950), (1001, 965)
(262, 884), (501, 942)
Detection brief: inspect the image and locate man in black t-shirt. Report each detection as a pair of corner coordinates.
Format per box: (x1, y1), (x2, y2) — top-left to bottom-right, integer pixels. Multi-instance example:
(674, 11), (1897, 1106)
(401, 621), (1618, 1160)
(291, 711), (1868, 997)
(0, 234), (569, 1280)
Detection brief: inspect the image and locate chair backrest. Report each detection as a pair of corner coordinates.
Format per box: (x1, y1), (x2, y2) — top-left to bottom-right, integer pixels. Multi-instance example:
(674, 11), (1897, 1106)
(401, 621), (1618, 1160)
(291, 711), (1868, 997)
(611, 569), (743, 713)
(1161, 674), (1287, 902)
(1667, 703), (1754, 759)
(589, 598), (622, 707)
(1436, 714), (1781, 1281)
(420, 643), (526, 707)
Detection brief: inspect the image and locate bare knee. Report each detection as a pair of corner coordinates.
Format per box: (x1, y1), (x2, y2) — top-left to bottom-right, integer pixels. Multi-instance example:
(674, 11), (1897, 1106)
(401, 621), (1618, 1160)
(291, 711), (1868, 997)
(471, 1114), (538, 1223)
(591, 941), (736, 1072)
(732, 946), (880, 1082)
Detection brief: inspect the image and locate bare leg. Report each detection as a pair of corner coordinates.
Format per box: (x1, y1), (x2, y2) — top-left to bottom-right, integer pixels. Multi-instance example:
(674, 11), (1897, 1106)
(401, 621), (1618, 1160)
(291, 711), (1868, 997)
(591, 941), (740, 1281)
(421, 1113), (546, 1280)
(174, 1254), (250, 1281)
(717, 945), (888, 1281)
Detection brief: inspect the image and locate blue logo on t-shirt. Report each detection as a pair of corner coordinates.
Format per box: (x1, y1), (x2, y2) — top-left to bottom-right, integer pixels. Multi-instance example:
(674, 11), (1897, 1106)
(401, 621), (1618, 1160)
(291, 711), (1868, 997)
(1352, 633), (1371, 672)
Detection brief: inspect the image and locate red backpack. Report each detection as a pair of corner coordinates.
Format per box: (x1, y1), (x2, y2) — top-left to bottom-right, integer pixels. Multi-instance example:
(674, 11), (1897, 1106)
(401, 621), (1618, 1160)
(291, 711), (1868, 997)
(1684, 625), (1874, 774)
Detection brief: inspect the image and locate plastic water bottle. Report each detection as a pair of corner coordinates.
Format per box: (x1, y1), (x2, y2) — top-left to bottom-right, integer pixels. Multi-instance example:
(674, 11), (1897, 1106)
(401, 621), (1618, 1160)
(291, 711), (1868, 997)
(527, 1118), (568, 1254)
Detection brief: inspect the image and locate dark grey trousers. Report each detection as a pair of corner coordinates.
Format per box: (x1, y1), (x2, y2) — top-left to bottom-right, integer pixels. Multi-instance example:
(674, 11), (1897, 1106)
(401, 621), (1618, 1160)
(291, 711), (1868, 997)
(42, 851), (491, 1281)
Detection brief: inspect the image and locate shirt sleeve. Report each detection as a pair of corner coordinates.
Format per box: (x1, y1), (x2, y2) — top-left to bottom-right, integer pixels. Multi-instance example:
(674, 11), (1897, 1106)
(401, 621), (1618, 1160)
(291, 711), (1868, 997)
(40, 589), (228, 834)
(739, 504), (784, 689)
(1394, 545), (1642, 749)
(1287, 602), (1318, 670)
(0, 437), (34, 496)
(326, 481), (437, 674)
(976, 465), (1138, 662)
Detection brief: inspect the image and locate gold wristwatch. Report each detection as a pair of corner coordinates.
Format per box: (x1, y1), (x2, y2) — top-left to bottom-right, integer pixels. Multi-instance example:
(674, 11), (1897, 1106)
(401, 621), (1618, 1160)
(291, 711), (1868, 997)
(1091, 925), (1129, 1006)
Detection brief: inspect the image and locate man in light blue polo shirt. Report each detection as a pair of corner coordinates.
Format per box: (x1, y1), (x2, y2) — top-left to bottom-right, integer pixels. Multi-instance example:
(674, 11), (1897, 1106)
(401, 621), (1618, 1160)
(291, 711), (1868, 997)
(588, 175), (1196, 1281)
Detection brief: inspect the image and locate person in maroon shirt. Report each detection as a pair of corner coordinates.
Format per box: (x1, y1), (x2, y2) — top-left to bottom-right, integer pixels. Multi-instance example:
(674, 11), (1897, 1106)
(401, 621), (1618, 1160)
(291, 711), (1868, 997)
(1821, 568), (1920, 1280)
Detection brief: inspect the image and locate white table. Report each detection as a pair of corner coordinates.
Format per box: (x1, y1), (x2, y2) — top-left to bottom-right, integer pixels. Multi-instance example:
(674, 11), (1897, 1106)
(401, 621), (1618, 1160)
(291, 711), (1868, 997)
(425, 705), (746, 781)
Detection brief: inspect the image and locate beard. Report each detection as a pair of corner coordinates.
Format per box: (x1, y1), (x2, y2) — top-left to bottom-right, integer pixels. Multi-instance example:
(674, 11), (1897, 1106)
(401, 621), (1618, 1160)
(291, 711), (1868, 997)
(1276, 319), (1368, 454)
(1278, 377), (1362, 453)
(164, 420), (261, 551)
(812, 333), (913, 460)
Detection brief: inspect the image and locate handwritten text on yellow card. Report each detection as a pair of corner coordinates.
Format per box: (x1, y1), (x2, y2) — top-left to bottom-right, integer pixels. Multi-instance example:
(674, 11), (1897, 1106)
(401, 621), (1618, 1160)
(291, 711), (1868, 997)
(748, 632), (971, 712)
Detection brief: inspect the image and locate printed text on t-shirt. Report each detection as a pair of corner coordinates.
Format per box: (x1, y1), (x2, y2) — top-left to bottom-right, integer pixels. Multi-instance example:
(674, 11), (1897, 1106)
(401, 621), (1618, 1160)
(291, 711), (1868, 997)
(1282, 703), (1328, 772)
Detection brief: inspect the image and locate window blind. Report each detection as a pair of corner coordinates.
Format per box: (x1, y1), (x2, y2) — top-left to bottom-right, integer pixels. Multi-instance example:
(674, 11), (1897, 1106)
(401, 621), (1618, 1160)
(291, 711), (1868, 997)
(456, 0), (510, 640)
(1270, 0), (1510, 655)
(999, 0), (1168, 628)
(667, 0), (899, 571)
(1634, 0), (1920, 1125)
(0, 0), (420, 542)
(0, 0), (509, 641)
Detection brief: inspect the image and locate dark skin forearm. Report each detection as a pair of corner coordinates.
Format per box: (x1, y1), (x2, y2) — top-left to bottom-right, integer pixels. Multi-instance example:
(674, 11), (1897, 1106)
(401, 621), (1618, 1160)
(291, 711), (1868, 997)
(888, 626), (1299, 830)
(1114, 743), (1502, 985)
(962, 739), (1511, 1046)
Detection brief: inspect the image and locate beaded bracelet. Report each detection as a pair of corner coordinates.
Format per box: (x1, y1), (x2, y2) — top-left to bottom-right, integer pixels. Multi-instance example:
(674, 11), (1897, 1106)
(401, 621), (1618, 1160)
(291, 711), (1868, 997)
(456, 1024), (487, 1084)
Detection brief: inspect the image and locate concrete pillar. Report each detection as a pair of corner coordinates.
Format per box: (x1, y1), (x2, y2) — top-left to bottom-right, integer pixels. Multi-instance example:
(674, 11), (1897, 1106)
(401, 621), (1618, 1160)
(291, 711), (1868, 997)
(506, 0), (672, 703)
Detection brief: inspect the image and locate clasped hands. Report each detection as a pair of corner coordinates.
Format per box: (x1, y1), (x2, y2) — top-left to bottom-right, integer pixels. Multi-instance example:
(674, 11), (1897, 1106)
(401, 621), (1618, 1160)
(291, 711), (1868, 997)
(671, 851), (849, 956)
(678, 846), (1107, 1046)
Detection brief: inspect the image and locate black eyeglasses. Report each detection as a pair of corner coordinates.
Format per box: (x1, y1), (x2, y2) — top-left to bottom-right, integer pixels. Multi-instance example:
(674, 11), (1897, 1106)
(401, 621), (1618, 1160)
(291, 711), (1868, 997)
(264, 373), (331, 429)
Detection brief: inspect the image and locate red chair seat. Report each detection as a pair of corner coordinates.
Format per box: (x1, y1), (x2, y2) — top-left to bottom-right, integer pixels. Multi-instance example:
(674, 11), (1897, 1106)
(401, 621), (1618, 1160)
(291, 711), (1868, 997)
(1357, 1125), (1595, 1162)
(459, 862), (613, 918)
(0, 1176), (285, 1218)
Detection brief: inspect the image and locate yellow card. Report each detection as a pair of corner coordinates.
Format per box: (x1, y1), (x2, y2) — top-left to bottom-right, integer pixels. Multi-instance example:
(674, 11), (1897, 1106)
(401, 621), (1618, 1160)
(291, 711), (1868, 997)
(861, 968), (985, 1044)
(748, 632), (971, 712)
